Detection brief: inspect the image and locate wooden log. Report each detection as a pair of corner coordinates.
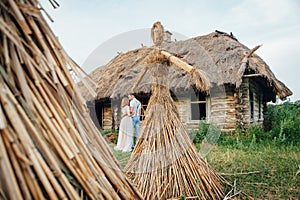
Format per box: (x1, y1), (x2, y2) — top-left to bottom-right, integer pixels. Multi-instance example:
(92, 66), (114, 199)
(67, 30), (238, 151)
(160, 50), (210, 91)
(242, 74), (262, 78)
(160, 50), (194, 73)
(236, 45), (261, 87)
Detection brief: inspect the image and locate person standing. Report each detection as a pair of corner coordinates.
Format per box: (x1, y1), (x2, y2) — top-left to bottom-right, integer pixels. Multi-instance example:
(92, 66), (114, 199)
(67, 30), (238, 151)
(128, 93), (141, 149)
(114, 97), (133, 152)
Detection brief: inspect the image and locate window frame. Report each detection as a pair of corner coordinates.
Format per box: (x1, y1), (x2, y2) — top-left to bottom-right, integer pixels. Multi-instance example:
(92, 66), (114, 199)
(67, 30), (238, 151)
(190, 91), (207, 121)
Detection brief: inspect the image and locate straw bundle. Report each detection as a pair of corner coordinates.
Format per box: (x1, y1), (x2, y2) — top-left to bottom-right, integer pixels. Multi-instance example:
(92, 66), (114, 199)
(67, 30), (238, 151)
(125, 51), (224, 199)
(0, 1), (142, 199)
(159, 50), (210, 92)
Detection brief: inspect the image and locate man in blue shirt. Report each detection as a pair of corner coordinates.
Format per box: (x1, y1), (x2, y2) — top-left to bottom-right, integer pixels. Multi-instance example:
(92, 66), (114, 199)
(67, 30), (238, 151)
(128, 93), (141, 149)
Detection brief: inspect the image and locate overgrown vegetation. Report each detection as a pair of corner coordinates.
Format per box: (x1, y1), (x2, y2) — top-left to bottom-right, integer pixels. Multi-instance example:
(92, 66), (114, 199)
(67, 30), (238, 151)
(191, 100), (300, 199)
(264, 100), (300, 145)
(192, 100), (300, 146)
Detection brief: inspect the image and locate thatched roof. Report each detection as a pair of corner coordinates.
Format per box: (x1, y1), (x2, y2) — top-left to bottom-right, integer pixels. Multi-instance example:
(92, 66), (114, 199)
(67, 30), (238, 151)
(82, 31), (292, 101)
(0, 0), (142, 199)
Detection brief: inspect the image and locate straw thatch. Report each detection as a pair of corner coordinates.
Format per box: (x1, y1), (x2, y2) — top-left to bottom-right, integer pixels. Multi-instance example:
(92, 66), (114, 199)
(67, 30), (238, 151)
(83, 30), (292, 101)
(124, 51), (224, 199)
(131, 48), (211, 93)
(0, 0), (142, 199)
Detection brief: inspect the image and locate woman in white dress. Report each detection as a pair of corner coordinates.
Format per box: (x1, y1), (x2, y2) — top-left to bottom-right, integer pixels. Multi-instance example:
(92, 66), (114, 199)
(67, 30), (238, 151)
(114, 97), (134, 152)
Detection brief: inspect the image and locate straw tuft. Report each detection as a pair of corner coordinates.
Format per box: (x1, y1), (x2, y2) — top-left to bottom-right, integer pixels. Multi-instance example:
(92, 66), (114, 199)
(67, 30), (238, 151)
(190, 68), (210, 91)
(147, 50), (170, 65)
(0, 1), (142, 199)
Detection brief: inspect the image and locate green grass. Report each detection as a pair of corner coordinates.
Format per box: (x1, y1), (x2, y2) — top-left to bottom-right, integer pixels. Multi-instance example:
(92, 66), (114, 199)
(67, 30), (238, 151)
(205, 143), (300, 199)
(101, 129), (118, 135)
(109, 138), (300, 199)
(109, 143), (132, 169)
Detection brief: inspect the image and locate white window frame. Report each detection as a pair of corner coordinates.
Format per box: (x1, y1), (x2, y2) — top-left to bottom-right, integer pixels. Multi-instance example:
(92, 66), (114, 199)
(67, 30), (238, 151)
(190, 97), (208, 122)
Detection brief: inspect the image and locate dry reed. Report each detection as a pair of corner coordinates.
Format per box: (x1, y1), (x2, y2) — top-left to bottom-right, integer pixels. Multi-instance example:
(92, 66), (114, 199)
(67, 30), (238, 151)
(0, 1), (142, 199)
(125, 51), (224, 199)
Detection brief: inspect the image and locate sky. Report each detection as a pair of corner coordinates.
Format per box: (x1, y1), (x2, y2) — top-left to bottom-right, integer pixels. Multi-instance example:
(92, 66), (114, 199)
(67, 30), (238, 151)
(42, 0), (300, 101)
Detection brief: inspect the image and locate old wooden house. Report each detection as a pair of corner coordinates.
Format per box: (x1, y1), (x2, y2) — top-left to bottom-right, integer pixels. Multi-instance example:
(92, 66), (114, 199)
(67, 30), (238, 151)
(81, 30), (292, 132)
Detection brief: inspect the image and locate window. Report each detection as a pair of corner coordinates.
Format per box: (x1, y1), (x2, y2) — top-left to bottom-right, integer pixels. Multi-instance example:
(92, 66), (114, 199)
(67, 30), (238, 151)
(191, 91), (206, 120)
(249, 90), (254, 120)
(258, 95), (262, 119)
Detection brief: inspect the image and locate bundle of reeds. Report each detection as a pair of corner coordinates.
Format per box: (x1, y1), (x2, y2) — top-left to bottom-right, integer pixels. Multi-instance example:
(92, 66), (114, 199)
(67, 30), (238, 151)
(125, 51), (224, 199)
(0, 0), (142, 199)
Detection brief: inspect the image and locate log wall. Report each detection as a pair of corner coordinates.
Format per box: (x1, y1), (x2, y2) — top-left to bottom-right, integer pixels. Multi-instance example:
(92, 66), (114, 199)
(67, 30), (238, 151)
(235, 78), (250, 130)
(174, 89), (236, 133)
(235, 78), (265, 130)
(210, 86), (236, 132)
(174, 98), (189, 123)
(174, 98), (198, 131)
(97, 80), (266, 132)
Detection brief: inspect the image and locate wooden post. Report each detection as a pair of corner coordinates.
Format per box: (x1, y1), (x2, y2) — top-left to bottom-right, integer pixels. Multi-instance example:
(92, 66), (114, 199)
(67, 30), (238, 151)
(236, 45), (262, 87)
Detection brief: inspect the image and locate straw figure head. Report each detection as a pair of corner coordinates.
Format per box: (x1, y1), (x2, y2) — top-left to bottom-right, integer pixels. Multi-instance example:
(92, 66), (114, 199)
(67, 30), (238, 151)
(151, 21), (164, 46)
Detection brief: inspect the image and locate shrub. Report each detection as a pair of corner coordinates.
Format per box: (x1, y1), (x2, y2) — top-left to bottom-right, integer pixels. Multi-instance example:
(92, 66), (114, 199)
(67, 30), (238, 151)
(191, 100), (300, 147)
(264, 101), (300, 145)
(190, 120), (207, 143)
(190, 120), (221, 144)
(247, 125), (265, 143)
